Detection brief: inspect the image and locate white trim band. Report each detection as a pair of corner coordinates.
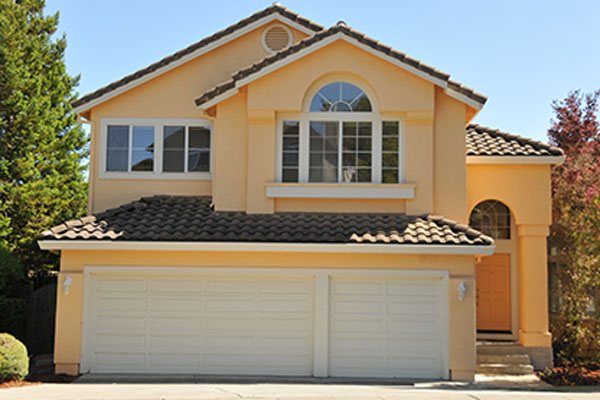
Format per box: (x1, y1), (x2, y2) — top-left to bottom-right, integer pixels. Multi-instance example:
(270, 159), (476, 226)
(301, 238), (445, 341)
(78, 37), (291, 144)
(38, 240), (495, 255)
(265, 183), (415, 199)
(467, 155), (565, 165)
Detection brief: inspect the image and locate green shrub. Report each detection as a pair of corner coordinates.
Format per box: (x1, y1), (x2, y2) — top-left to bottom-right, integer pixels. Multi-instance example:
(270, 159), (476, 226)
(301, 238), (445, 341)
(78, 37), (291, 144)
(0, 333), (28, 382)
(0, 245), (27, 339)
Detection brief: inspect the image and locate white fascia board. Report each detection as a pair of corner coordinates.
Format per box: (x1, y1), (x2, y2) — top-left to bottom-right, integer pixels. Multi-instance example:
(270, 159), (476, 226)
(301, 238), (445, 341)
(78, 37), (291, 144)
(38, 240), (495, 255)
(73, 14), (317, 115)
(265, 185), (415, 199)
(467, 155), (566, 165)
(443, 88), (485, 110)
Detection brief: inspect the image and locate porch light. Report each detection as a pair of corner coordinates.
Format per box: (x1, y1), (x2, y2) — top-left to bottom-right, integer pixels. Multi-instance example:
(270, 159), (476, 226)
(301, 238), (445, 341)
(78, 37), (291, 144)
(458, 281), (467, 302)
(63, 275), (72, 296)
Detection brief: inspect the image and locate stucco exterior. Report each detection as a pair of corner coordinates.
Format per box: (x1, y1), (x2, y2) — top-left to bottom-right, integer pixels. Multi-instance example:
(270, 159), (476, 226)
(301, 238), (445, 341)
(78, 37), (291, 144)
(43, 5), (562, 381)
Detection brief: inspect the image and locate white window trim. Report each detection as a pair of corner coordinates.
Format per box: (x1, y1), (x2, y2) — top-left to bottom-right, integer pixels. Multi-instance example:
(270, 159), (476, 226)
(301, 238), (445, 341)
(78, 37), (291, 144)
(276, 113), (405, 185)
(99, 118), (213, 180)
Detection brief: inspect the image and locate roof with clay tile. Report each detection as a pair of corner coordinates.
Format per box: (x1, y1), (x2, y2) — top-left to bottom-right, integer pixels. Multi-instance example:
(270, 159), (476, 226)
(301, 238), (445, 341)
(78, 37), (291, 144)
(40, 196), (494, 246)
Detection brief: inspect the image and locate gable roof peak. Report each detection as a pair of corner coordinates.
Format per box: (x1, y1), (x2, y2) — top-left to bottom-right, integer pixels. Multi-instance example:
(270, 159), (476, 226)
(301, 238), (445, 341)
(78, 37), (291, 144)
(71, 3), (324, 114)
(195, 23), (487, 109)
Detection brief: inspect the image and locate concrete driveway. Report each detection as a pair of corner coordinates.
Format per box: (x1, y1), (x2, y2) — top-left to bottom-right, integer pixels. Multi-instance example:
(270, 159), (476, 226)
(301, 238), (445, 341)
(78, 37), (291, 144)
(2, 382), (600, 400)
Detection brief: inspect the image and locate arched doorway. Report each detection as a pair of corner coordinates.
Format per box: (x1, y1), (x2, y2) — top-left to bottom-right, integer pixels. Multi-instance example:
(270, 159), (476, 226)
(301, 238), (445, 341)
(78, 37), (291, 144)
(470, 200), (513, 333)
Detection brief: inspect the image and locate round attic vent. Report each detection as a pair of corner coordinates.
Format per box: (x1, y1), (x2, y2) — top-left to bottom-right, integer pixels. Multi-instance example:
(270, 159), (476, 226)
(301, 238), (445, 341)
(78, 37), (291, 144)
(262, 24), (292, 54)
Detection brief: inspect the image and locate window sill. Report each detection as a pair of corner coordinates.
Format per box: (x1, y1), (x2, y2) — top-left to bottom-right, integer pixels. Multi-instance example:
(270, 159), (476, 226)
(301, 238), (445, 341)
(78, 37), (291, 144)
(265, 183), (415, 199)
(99, 172), (212, 181)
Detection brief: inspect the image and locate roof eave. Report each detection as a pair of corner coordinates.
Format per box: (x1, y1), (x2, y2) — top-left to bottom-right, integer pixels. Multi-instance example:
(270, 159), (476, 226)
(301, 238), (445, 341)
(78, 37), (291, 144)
(72, 10), (323, 115)
(38, 239), (495, 255)
(466, 155), (566, 165)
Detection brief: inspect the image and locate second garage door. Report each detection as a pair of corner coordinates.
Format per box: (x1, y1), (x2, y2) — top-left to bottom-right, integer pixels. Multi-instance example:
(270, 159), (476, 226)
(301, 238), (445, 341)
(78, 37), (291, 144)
(86, 273), (314, 375)
(329, 276), (446, 379)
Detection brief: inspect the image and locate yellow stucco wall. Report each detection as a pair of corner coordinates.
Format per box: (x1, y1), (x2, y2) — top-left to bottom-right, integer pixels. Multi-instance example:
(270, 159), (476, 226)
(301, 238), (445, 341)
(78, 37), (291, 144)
(55, 249), (477, 379)
(87, 23), (309, 213)
(467, 163), (553, 348)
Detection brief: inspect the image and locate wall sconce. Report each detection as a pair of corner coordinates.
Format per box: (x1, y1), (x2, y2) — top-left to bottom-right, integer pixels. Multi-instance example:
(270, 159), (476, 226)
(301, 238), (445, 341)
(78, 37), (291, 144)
(458, 281), (467, 302)
(63, 275), (72, 296)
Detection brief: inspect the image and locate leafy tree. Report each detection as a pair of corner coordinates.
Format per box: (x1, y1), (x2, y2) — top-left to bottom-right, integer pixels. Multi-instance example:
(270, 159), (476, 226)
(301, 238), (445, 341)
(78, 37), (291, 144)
(548, 90), (600, 365)
(0, 0), (88, 282)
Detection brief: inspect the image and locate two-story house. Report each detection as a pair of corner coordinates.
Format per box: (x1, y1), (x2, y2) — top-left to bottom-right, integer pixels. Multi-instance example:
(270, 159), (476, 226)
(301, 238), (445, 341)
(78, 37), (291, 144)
(39, 5), (564, 381)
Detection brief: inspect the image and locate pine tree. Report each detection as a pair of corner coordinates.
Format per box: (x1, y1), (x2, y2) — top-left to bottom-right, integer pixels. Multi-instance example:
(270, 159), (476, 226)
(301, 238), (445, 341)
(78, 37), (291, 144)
(0, 0), (88, 282)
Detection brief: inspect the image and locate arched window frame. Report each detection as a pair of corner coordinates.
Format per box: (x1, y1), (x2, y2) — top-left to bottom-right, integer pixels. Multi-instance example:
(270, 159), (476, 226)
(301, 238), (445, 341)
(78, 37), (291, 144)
(275, 78), (405, 184)
(469, 200), (512, 240)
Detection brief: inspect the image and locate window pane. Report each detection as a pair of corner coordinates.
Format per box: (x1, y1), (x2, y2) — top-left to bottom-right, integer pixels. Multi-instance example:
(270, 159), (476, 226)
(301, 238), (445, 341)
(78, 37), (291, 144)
(132, 126), (154, 171)
(164, 126), (185, 149)
(132, 126), (155, 148)
(106, 149), (128, 172)
(164, 149), (185, 172)
(131, 150), (154, 171)
(189, 126), (211, 149)
(282, 168), (298, 182)
(107, 125), (128, 148)
(163, 126), (184, 172)
(309, 121), (338, 182)
(310, 82), (372, 112)
(189, 127), (211, 172)
(281, 121), (299, 182)
(341, 121), (371, 183)
(469, 200), (511, 239)
(382, 169), (398, 184)
(107, 125), (129, 172)
(382, 121), (399, 183)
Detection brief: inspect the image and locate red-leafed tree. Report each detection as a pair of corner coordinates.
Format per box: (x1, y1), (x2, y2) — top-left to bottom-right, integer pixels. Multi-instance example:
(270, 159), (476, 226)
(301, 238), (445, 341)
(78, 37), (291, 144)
(548, 90), (600, 365)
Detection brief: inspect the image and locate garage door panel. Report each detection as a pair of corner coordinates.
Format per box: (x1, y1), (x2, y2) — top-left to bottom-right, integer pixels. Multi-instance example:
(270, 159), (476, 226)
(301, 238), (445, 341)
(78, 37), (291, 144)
(257, 298), (311, 313)
(329, 276), (445, 379)
(94, 333), (146, 350)
(87, 273), (313, 375)
(204, 316), (254, 332)
(333, 318), (384, 333)
(333, 298), (384, 314)
(387, 282), (436, 296)
(150, 279), (200, 294)
(97, 278), (146, 293)
(257, 317), (308, 332)
(204, 279), (255, 294)
(95, 315), (146, 331)
(149, 296), (200, 311)
(204, 298), (254, 313)
(332, 280), (384, 295)
(332, 337), (384, 354)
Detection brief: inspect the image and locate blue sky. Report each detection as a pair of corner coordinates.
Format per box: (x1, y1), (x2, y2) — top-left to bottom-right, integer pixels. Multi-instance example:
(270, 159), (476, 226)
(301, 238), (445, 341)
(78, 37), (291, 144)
(45, 0), (599, 143)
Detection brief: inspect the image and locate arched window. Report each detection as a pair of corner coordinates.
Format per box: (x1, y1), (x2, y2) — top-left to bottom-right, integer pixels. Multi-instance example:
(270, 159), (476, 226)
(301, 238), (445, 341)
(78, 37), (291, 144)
(278, 80), (402, 184)
(469, 200), (511, 239)
(309, 82), (372, 112)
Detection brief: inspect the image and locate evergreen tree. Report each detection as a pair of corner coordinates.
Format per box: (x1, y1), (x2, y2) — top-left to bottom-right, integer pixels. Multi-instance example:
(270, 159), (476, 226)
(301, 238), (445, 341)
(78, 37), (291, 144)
(0, 0), (88, 281)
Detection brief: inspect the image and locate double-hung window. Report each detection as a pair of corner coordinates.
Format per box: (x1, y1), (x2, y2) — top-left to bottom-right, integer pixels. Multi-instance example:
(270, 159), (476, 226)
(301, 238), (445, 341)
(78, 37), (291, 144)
(278, 81), (403, 184)
(102, 119), (211, 178)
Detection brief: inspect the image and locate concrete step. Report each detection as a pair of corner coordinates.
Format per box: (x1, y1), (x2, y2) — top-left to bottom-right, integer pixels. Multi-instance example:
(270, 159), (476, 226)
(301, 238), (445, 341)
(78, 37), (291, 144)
(476, 343), (527, 356)
(477, 354), (531, 365)
(476, 363), (534, 375)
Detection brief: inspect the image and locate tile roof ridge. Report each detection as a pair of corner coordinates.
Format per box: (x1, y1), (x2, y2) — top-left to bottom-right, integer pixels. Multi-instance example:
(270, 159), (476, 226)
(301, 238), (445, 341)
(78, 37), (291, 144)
(72, 4), (324, 110)
(196, 23), (486, 108)
(467, 124), (564, 156)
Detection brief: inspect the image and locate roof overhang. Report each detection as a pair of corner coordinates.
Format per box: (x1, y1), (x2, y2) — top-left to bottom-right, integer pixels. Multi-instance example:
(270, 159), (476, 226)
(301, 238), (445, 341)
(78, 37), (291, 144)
(72, 13), (320, 115)
(195, 32), (486, 111)
(38, 240), (495, 255)
(466, 155), (566, 165)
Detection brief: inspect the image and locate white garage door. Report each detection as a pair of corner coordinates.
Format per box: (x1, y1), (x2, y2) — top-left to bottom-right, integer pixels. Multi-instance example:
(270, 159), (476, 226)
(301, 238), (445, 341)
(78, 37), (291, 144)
(85, 273), (314, 375)
(329, 276), (446, 379)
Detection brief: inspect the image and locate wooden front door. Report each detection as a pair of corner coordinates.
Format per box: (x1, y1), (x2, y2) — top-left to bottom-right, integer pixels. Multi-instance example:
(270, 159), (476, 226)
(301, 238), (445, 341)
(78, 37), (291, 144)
(476, 254), (511, 332)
